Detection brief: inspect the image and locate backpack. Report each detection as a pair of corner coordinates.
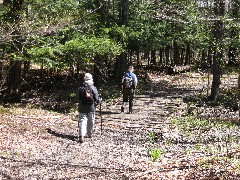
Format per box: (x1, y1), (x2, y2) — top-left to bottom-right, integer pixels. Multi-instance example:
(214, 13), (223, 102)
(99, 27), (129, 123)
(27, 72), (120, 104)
(123, 73), (133, 89)
(81, 85), (94, 105)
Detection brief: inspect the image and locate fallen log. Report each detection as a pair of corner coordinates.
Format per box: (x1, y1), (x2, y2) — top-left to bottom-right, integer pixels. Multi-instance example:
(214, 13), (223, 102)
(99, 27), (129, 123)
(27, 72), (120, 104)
(167, 65), (191, 75)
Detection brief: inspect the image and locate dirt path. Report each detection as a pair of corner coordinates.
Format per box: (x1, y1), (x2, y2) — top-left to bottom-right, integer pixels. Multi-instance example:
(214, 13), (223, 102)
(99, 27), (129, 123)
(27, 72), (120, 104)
(0, 72), (239, 179)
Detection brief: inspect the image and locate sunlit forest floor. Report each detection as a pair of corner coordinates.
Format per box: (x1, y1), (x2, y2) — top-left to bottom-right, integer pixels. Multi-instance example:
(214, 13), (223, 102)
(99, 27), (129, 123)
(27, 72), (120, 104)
(0, 70), (239, 179)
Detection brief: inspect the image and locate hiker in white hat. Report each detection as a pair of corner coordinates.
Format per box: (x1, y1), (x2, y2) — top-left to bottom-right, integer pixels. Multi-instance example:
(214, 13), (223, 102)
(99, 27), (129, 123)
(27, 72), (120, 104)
(77, 73), (101, 143)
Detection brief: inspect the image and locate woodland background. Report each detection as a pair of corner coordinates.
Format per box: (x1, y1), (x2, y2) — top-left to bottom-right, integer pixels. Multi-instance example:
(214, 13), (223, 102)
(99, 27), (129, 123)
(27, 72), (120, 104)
(0, 0), (239, 108)
(0, 0), (240, 179)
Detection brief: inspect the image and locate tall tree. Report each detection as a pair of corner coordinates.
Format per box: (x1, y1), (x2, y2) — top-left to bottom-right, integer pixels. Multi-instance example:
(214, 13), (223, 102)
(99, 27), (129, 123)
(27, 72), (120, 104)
(115, 0), (129, 81)
(228, 0), (239, 65)
(210, 0), (225, 101)
(3, 0), (24, 102)
(232, 0), (240, 114)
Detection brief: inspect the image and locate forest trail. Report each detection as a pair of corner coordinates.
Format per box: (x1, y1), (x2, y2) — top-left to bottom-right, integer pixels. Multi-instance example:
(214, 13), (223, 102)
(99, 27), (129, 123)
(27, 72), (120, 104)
(100, 90), (186, 131)
(99, 71), (237, 131)
(0, 72), (239, 179)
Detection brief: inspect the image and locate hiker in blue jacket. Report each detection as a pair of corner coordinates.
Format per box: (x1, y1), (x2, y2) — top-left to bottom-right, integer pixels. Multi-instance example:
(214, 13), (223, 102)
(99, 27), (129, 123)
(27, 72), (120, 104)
(77, 73), (101, 143)
(121, 66), (138, 113)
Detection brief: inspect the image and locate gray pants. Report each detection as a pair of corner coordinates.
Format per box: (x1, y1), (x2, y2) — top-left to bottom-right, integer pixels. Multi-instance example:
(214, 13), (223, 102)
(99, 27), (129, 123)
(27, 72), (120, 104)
(79, 112), (95, 137)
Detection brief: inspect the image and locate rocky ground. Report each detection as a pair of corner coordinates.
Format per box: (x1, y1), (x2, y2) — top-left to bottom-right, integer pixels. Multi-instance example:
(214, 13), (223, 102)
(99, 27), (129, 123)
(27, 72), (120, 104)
(0, 72), (239, 179)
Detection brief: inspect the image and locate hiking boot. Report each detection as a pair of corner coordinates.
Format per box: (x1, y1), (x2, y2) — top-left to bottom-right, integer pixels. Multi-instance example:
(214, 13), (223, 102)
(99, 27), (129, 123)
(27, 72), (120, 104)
(129, 107), (133, 114)
(129, 102), (133, 114)
(78, 136), (84, 143)
(121, 106), (124, 113)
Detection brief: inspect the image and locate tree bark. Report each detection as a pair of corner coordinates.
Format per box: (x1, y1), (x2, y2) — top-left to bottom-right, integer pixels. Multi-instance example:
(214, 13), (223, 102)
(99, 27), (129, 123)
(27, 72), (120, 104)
(115, 52), (127, 80)
(95, 0), (109, 26)
(159, 49), (163, 66)
(232, 0), (240, 115)
(238, 59), (240, 117)
(228, 0), (239, 65)
(115, 0), (129, 81)
(7, 60), (22, 102)
(23, 60), (30, 78)
(173, 41), (179, 65)
(184, 44), (191, 65)
(165, 45), (170, 66)
(136, 50), (140, 66)
(119, 0), (128, 26)
(0, 44), (5, 82)
(151, 51), (156, 65)
(210, 0), (224, 101)
(3, 0), (24, 102)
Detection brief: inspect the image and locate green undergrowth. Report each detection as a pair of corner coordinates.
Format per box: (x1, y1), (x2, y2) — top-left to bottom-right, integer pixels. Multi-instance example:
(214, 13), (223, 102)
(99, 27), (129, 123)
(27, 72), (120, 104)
(169, 115), (240, 173)
(149, 148), (163, 162)
(170, 115), (238, 143)
(171, 115), (236, 132)
(143, 114), (240, 175)
(0, 106), (11, 114)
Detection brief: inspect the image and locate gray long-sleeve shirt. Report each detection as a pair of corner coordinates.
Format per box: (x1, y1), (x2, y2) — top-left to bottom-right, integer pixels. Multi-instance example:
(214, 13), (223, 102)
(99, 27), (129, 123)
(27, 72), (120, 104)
(77, 84), (100, 113)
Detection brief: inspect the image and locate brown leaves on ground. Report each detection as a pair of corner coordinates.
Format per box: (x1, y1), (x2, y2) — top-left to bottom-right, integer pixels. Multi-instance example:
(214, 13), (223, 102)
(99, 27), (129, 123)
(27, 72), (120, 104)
(0, 72), (239, 179)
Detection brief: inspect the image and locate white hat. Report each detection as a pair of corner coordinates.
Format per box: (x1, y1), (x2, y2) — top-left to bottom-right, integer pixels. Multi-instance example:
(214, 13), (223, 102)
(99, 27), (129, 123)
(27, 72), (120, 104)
(84, 73), (93, 81)
(83, 73), (94, 85)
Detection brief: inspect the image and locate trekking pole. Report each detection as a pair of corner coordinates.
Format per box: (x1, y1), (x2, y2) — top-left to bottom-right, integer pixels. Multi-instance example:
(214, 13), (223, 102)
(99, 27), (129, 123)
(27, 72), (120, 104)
(100, 101), (102, 134)
(99, 94), (103, 134)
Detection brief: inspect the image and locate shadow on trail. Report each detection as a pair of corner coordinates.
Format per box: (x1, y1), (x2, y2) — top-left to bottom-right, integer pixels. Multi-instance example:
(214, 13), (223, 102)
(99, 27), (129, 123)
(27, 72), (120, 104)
(0, 156), (142, 173)
(139, 73), (238, 112)
(98, 110), (120, 115)
(46, 128), (77, 142)
(138, 78), (199, 99)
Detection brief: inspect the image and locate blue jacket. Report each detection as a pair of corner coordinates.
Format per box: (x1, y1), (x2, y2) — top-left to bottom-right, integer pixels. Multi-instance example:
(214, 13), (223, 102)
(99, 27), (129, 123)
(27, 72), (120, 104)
(122, 71), (138, 88)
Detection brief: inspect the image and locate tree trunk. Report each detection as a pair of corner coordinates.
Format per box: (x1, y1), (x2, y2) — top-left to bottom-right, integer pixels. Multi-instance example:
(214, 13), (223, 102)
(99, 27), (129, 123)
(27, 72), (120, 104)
(185, 44), (191, 65)
(159, 49), (163, 66)
(115, 0), (129, 81)
(207, 48), (213, 66)
(238, 59), (240, 117)
(76, 61), (80, 76)
(180, 49), (184, 65)
(144, 51), (150, 66)
(3, 0), (24, 102)
(0, 44), (5, 82)
(210, 51), (222, 101)
(115, 52), (127, 81)
(173, 41), (178, 65)
(232, 0), (239, 115)
(136, 50), (140, 66)
(151, 51), (156, 65)
(0, 61), (2, 82)
(23, 60), (30, 78)
(119, 0), (128, 26)
(95, 0), (109, 26)
(228, 0), (239, 65)
(210, 0), (225, 101)
(7, 60), (22, 102)
(165, 45), (170, 66)
(93, 0), (110, 84)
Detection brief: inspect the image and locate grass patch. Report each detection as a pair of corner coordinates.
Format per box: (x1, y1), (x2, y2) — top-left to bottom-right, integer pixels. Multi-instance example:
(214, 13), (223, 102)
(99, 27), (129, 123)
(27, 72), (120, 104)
(149, 148), (163, 162)
(0, 106), (11, 114)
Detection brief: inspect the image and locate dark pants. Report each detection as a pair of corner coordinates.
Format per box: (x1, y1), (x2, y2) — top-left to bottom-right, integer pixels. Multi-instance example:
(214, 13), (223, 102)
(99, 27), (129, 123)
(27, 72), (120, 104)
(122, 88), (135, 112)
